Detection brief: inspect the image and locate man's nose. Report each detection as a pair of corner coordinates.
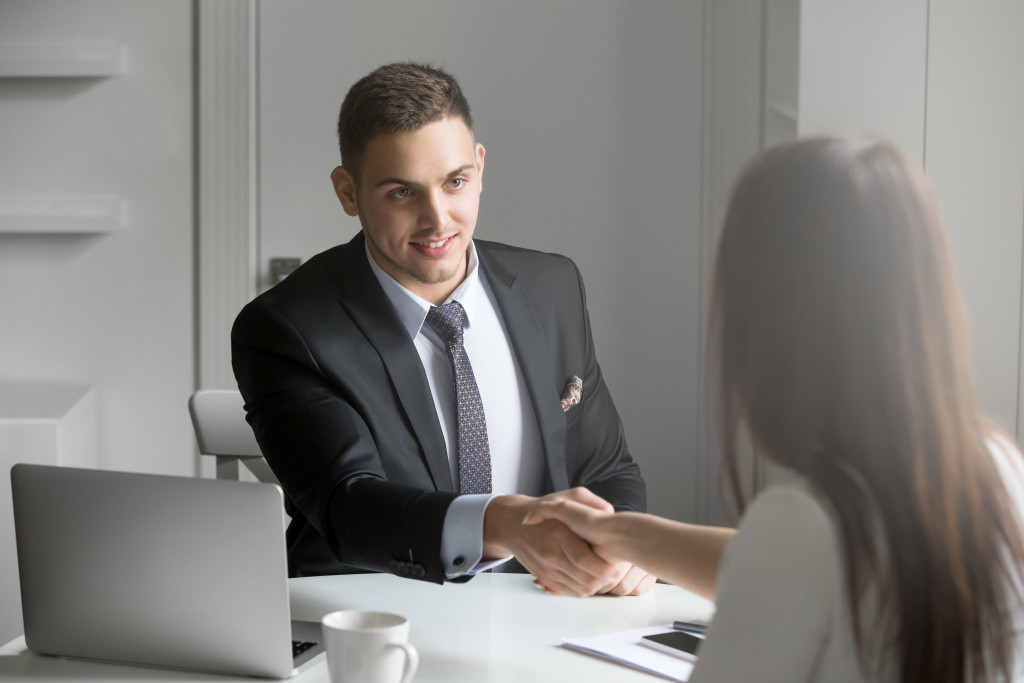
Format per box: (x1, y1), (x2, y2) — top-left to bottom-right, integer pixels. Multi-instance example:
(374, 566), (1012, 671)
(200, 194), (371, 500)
(421, 191), (450, 229)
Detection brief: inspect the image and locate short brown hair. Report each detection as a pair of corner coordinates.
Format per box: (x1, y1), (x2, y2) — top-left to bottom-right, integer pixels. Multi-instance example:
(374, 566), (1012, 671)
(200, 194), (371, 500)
(336, 62), (474, 180)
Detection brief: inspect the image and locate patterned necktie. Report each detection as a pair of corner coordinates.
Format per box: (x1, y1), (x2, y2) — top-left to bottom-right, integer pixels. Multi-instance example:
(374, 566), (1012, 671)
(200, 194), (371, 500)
(424, 301), (492, 494)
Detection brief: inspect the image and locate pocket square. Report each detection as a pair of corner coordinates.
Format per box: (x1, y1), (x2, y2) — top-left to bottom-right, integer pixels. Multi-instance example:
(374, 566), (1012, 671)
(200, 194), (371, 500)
(560, 375), (583, 412)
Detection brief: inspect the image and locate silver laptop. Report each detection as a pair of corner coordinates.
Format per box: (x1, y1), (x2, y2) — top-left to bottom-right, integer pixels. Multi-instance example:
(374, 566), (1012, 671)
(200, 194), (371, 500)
(11, 463), (323, 678)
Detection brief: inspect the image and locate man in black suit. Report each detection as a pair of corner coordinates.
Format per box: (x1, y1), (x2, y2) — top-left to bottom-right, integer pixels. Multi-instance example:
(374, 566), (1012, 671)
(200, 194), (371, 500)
(232, 63), (653, 597)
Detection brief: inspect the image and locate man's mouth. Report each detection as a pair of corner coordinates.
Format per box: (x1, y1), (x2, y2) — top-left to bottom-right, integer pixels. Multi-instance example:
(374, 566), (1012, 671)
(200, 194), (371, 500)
(410, 234), (458, 257)
(412, 235), (454, 249)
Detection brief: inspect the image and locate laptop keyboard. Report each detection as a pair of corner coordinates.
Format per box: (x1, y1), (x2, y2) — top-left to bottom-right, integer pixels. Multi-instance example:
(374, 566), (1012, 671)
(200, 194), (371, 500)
(292, 640), (317, 658)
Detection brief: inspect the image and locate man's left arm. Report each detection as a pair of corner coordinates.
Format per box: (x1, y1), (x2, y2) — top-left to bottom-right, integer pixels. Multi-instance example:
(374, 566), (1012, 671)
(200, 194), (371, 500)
(559, 261), (654, 596)
(480, 247), (651, 595)
(564, 261), (646, 512)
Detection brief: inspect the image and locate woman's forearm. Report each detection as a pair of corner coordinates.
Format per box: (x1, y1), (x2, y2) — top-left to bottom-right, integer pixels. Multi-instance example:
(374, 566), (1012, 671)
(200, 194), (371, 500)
(603, 512), (735, 600)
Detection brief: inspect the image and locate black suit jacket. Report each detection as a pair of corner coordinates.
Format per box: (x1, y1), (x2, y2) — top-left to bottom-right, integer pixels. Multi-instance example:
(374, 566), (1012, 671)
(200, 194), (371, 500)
(231, 233), (645, 582)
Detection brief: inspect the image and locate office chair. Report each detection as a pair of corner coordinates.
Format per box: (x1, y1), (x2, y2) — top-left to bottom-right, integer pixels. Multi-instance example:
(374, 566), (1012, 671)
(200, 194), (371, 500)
(188, 389), (280, 486)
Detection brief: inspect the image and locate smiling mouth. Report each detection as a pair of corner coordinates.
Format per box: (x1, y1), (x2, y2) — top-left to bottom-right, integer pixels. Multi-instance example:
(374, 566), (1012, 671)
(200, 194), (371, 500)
(412, 235), (455, 249)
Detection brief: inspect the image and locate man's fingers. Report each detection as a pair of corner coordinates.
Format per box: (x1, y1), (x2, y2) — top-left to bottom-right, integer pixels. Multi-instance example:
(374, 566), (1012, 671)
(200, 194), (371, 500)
(596, 562), (635, 595)
(516, 520), (621, 597)
(501, 493), (627, 597)
(632, 573), (657, 596)
(555, 522), (619, 581)
(546, 523), (620, 594)
(600, 564), (652, 596)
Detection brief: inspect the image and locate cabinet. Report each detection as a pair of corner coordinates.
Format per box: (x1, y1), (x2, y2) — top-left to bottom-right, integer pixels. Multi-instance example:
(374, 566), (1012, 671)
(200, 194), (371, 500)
(0, 382), (98, 644)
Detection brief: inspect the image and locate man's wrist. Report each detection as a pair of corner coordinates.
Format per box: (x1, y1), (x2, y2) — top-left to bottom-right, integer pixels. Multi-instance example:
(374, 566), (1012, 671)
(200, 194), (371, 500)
(440, 494), (492, 577)
(482, 493), (532, 559)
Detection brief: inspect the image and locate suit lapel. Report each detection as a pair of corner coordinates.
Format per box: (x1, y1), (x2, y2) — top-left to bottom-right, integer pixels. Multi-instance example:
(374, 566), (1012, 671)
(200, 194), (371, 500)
(477, 244), (569, 491)
(334, 234), (453, 492)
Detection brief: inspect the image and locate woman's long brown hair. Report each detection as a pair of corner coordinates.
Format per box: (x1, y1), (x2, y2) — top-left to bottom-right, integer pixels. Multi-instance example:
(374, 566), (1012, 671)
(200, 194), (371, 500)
(711, 137), (1024, 682)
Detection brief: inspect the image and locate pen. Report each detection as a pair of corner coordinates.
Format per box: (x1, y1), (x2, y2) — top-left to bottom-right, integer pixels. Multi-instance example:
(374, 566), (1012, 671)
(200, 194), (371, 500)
(671, 620), (708, 635)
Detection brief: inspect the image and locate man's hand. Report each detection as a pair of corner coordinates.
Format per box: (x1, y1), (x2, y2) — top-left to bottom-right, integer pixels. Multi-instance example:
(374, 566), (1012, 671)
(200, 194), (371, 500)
(483, 488), (627, 597)
(516, 487), (656, 596)
(599, 562), (657, 596)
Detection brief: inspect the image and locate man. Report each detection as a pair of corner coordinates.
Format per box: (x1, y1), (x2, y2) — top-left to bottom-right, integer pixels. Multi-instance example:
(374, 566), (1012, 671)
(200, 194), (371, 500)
(232, 62), (652, 597)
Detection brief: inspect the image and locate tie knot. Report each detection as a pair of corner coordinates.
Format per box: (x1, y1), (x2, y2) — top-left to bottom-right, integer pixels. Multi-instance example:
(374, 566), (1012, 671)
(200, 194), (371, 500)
(425, 301), (466, 346)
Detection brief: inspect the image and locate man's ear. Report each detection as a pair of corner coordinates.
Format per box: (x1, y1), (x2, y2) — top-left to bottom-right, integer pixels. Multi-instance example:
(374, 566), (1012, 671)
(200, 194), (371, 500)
(475, 143), (486, 193)
(331, 166), (360, 216)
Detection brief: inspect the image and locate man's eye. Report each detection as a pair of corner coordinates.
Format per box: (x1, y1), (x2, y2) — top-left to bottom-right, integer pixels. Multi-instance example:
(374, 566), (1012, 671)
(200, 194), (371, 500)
(447, 178), (465, 190)
(392, 188), (411, 199)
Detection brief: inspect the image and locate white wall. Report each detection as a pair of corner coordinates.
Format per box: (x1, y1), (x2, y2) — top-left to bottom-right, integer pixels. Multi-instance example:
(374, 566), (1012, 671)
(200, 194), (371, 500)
(799, 0), (1024, 434)
(925, 0), (1024, 433)
(799, 0), (928, 159)
(0, 0), (194, 473)
(257, 0), (707, 522)
(0, 0), (194, 642)
(699, 2), (774, 517)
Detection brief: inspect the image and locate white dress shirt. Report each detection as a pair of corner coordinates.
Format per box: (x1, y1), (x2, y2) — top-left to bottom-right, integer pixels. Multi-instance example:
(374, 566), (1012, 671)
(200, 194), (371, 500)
(366, 240), (545, 577)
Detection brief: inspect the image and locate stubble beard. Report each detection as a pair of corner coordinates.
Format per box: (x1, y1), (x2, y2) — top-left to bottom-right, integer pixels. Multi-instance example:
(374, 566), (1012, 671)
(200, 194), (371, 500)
(366, 232), (466, 288)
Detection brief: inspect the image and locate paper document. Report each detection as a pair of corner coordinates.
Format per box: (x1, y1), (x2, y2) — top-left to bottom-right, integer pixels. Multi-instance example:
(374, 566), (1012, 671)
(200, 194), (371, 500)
(562, 624), (701, 682)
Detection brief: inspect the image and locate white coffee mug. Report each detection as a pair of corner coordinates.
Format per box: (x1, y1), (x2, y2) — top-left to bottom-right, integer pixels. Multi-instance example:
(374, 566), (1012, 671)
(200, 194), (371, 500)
(321, 610), (419, 683)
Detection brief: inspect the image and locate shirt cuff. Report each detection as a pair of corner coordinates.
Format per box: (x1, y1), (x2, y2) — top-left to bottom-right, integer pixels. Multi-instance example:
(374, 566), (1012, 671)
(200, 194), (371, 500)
(441, 494), (514, 578)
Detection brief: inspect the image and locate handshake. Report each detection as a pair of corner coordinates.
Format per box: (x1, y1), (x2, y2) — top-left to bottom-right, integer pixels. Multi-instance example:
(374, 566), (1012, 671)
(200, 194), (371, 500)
(481, 488), (656, 598)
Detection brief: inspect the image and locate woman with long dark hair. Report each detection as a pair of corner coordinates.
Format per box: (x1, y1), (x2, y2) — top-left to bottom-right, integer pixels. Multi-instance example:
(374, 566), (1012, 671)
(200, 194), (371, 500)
(526, 137), (1024, 682)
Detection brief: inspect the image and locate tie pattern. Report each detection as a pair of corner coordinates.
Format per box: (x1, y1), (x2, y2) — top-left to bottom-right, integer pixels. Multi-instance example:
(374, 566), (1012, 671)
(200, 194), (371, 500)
(425, 301), (492, 494)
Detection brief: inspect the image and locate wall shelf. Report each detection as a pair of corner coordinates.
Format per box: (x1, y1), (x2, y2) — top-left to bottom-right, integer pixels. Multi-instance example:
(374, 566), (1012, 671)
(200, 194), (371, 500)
(0, 195), (125, 233)
(0, 42), (125, 78)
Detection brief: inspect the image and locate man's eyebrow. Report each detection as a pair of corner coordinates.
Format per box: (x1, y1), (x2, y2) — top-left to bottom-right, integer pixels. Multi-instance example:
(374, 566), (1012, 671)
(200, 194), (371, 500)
(373, 163), (477, 190)
(374, 176), (417, 189)
(444, 162), (477, 179)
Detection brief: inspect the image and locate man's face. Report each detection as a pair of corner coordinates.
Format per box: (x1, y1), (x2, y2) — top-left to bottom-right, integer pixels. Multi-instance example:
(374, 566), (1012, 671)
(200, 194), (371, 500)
(332, 117), (485, 305)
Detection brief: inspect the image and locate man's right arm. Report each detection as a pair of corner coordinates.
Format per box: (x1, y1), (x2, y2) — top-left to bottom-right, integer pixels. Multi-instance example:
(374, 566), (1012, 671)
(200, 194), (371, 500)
(231, 298), (458, 583)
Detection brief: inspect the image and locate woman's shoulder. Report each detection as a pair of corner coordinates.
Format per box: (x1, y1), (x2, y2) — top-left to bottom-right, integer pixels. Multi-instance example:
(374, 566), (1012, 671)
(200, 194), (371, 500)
(984, 430), (1024, 522)
(986, 431), (1024, 480)
(725, 477), (842, 574)
(740, 476), (836, 535)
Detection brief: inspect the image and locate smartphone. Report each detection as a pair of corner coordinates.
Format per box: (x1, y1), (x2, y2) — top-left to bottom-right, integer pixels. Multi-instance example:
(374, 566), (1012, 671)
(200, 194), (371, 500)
(640, 630), (703, 660)
(671, 620), (708, 636)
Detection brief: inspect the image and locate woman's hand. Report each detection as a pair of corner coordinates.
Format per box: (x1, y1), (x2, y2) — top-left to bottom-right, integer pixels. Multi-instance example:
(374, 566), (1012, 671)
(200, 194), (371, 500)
(522, 488), (656, 595)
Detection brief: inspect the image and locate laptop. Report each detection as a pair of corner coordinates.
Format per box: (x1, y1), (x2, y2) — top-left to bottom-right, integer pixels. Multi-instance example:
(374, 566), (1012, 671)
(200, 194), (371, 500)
(10, 463), (324, 678)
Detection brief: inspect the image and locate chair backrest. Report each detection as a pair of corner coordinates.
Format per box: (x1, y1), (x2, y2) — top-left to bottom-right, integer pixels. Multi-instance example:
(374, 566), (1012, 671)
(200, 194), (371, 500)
(188, 389), (279, 485)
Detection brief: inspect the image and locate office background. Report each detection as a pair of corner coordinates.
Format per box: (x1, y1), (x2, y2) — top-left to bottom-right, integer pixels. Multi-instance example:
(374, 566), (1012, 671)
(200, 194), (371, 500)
(1, 0), (1022, 645)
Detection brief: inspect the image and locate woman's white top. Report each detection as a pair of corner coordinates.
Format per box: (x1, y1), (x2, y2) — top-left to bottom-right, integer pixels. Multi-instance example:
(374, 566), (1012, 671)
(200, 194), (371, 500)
(689, 438), (1024, 683)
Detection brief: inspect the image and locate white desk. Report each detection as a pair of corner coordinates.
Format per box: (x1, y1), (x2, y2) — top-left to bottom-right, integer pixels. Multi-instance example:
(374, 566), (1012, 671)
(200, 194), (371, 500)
(0, 573), (715, 682)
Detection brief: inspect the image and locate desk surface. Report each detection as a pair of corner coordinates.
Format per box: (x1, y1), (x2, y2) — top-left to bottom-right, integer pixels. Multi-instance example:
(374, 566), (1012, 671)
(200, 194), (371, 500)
(1, 573), (715, 682)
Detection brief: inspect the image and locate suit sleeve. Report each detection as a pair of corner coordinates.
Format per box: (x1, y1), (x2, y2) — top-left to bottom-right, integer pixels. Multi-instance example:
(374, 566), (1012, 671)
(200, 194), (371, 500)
(231, 299), (458, 583)
(565, 262), (647, 512)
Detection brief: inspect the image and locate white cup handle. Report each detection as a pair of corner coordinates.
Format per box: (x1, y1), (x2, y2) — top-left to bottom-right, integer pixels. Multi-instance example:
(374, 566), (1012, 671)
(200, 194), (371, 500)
(387, 641), (419, 683)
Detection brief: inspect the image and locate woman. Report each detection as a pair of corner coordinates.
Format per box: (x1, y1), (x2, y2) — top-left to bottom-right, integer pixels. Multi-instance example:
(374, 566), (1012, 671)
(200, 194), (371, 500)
(526, 137), (1024, 682)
